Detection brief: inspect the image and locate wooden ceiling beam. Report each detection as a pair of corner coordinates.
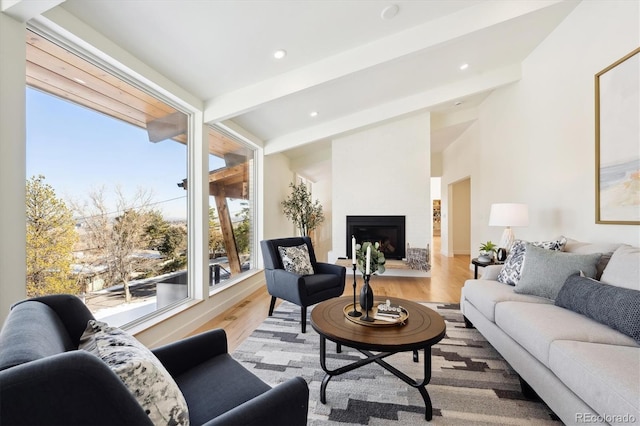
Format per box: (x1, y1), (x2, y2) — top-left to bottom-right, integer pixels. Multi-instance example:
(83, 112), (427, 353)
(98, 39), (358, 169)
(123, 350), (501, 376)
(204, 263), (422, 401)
(180, 162), (248, 199)
(27, 62), (187, 144)
(27, 64), (147, 122)
(207, 127), (247, 158)
(27, 32), (174, 116)
(208, 163), (247, 182)
(27, 47), (174, 120)
(26, 31), (255, 154)
(27, 74), (147, 128)
(209, 182), (246, 199)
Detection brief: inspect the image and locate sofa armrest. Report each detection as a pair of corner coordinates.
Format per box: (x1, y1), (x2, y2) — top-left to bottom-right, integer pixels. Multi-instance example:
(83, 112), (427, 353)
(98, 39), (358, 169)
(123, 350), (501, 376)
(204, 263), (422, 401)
(0, 350), (152, 426)
(202, 376), (309, 426)
(480, 264), (503, 280)
(152, 328), (228, 377)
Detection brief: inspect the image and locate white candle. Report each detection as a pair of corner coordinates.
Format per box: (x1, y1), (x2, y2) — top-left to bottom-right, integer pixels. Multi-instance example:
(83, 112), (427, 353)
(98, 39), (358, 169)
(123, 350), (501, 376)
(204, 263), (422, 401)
(352, 236), (356, 264)
(365, 245), (371, 275)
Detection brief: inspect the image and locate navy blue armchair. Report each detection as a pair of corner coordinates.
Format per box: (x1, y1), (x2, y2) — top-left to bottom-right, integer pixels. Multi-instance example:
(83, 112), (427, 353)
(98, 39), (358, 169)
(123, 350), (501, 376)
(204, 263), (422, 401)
(260, 237), (346, 333)
(0, 294), (309, 426)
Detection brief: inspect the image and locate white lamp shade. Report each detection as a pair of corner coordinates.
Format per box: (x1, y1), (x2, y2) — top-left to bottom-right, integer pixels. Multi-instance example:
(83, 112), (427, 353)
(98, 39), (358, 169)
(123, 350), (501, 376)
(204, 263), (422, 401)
(489, 203), (529, 227)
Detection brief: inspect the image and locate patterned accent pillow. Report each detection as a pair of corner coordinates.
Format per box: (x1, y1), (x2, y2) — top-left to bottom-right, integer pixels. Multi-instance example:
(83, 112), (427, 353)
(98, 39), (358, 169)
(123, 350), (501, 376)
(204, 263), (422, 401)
(497, 237), (567, 286)
(79, 320), (190, 425)
(278, 244), (314, 275)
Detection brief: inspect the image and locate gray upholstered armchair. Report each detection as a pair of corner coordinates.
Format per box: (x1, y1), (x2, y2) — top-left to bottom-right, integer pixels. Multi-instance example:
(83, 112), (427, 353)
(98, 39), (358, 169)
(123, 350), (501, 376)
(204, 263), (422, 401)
(260, 236), (346, 333)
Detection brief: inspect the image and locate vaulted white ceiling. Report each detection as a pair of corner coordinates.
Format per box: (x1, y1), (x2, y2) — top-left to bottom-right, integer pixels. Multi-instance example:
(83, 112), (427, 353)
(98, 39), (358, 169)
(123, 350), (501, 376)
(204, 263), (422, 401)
(23, 0), (579, 178)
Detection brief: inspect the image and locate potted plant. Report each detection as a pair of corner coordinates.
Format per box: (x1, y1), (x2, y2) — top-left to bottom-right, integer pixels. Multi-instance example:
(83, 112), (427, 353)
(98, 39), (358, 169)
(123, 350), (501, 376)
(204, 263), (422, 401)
(478, 241), (497, 263)
(281, 182), (324, 237)
(355, 241), (386, 276)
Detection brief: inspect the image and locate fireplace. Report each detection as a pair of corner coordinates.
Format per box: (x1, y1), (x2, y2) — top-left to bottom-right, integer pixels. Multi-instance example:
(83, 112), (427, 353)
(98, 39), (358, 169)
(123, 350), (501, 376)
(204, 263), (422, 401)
(346, 216), (406, 260)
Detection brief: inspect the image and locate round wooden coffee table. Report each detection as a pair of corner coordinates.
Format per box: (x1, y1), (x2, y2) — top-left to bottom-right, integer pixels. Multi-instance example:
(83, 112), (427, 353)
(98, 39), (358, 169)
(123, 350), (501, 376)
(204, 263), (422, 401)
(310, 296), (446, 421)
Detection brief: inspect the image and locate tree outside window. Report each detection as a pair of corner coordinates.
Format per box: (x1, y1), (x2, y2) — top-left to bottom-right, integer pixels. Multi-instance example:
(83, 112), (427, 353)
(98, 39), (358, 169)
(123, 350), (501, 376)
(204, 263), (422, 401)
(26, 175), (79, 297)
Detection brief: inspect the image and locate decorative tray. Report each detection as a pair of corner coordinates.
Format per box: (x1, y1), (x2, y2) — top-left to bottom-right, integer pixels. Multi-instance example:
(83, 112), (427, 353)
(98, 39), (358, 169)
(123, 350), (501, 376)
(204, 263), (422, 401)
(343, 301), (408, 327)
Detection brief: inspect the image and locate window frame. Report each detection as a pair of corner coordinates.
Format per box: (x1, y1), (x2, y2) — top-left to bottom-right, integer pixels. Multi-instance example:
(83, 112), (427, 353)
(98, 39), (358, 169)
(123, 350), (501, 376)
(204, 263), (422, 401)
(25, 24), (207, 329)
(206, 124), (260, 296)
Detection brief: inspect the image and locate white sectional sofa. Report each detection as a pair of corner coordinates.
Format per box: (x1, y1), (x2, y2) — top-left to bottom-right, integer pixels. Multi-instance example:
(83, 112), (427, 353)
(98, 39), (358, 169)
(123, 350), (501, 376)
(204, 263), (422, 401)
(461, 238), (640, 425)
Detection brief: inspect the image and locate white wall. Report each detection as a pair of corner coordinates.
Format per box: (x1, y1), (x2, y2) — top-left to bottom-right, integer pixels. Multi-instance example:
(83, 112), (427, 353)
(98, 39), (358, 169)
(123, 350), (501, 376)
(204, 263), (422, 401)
(332, 112), (431, 257)
(430, 177), (441, 200)
(0, 13), (27, 323)
(311, 177), (332, 262)
(442, 0), (640, 257)
(262, 153), (296, 240)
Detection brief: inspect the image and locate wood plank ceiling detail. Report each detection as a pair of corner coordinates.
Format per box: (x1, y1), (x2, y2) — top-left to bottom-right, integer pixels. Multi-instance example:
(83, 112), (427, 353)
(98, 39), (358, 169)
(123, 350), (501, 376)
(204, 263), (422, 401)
(25, 30), (250, 199)
(26, 31), (180, 138)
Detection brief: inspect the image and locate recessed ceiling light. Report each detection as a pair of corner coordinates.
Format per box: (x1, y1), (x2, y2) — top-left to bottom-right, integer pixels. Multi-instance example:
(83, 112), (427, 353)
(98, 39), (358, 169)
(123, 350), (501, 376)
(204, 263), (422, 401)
(273, 49), (287, 59)
(459, 63), (469, 71)
(309, 111), (319, 117)
(381, 4), (399, 20)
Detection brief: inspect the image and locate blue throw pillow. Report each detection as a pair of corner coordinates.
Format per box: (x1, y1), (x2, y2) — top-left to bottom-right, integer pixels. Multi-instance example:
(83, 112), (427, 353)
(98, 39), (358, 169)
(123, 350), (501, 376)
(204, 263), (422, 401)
(555, 273), (640, 343)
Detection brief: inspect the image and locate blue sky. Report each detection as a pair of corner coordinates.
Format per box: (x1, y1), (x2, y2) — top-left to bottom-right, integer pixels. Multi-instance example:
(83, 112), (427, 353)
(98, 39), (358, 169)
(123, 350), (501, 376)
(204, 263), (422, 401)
(26, 88), (203, 220)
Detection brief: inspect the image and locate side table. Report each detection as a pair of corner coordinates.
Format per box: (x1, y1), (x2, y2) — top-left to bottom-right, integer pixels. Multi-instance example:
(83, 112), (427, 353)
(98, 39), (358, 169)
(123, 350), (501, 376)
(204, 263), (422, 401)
(471, 258), (504, 279)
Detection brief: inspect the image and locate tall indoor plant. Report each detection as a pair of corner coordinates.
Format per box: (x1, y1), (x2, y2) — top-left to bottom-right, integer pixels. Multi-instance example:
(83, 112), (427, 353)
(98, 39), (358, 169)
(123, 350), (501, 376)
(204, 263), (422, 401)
(281, 182), (324, 237)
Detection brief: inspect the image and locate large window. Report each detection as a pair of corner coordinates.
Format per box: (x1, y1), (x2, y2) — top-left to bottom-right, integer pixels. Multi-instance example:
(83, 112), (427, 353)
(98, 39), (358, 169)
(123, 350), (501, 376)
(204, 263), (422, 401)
(206, 126), (255, 291)
(25, 30), (191, 326)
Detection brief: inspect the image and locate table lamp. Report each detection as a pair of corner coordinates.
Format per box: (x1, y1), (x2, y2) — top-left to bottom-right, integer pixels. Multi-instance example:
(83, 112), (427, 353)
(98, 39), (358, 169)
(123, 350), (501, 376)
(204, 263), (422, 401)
(489, 203), (529, 252)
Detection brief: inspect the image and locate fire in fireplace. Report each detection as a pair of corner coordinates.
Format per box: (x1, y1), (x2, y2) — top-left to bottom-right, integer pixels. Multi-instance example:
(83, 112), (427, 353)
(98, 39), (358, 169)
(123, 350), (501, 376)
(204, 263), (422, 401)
(346, 215), (406, 260)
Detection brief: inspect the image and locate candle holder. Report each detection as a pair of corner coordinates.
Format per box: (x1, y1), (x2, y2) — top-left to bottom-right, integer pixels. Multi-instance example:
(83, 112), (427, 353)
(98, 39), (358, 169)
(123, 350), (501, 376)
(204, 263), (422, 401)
(360, 274), (374, 322)
(347, 264), (362, 317)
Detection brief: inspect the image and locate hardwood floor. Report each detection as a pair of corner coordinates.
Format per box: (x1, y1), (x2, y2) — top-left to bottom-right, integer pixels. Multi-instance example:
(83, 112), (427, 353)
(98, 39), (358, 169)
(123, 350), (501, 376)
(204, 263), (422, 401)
(191, 237), (473, 351)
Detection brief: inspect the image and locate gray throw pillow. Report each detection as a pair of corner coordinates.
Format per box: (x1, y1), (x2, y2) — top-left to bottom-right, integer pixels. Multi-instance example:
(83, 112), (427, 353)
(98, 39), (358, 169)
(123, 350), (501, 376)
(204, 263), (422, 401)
(278, 244), (314, 275)
(563, 238), (621, 279)
(556, 274), (640, 343)
(497, 237), (567, 286)
(514, 243), (601, 300)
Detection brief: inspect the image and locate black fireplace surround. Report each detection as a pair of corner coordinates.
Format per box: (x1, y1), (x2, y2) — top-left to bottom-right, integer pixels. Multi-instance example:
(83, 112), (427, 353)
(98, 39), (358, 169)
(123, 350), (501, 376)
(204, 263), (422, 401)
(346, 215), (406, 260)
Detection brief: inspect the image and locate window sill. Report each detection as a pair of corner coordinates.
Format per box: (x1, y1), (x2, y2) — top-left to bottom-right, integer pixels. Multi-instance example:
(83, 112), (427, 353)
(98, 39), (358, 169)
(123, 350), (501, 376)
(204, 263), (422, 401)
(209, 268), (262, 296)
(125, 297), (202, 336)
(126, 268), (263, 343)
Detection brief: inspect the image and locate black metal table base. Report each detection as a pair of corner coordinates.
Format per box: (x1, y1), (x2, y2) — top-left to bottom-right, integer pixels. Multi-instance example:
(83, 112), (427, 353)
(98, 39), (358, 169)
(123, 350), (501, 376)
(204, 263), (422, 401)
(318, 336), (434, 421)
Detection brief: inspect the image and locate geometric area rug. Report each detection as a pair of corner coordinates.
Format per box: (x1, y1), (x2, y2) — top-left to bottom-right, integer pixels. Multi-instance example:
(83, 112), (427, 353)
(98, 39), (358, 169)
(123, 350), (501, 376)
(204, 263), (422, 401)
(231, 301), (560, 425)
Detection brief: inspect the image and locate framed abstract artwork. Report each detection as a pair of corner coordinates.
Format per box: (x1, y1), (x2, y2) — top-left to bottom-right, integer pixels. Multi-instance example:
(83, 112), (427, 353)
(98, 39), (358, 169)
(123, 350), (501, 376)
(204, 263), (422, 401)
(595, 47), (640, 224)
